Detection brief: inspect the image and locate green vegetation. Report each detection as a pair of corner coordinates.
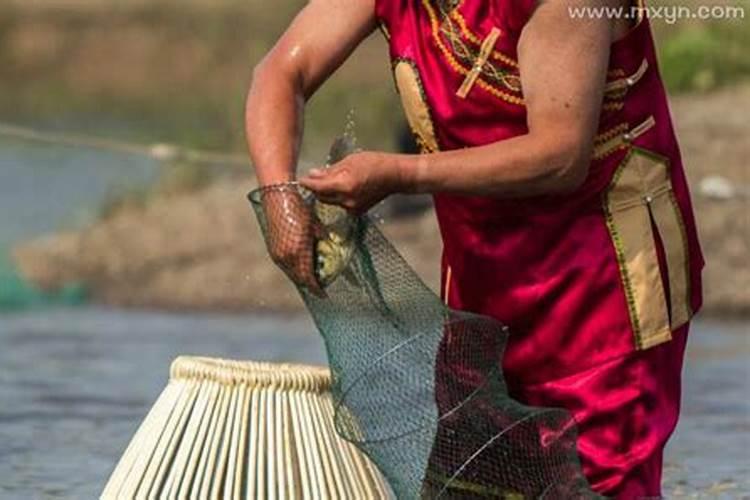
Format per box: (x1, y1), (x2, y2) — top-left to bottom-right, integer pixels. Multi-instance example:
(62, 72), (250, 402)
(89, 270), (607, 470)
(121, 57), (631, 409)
(0, 0), (401, 158)
(0, 0), (747, 156)
(0, 258), (87, 311)
(657, 21), (750, 92)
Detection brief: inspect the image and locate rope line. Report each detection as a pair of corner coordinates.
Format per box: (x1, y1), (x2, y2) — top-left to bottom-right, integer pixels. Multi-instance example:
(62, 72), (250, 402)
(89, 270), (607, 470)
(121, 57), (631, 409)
(0, 121), (250, 168)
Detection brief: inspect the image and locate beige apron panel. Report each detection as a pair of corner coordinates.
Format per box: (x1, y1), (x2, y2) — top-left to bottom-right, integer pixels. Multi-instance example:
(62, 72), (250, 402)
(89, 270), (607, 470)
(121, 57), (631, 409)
(393, 60), (439, 153)
(604, 148), (693, 349)
(650, 191), (693, 328)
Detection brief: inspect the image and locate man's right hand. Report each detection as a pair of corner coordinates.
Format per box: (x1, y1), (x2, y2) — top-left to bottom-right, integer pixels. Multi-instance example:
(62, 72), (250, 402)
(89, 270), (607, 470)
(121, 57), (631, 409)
(262, 187), (324, 296)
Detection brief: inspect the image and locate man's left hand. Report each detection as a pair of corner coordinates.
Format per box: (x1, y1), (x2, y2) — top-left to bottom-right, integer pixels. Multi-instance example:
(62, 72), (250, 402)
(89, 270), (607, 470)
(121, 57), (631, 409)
(299, 151), (404, 213)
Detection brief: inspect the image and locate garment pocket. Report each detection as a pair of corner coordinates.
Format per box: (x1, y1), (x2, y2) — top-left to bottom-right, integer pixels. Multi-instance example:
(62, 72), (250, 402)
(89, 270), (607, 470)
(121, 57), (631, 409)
(603, 147), (692, 349)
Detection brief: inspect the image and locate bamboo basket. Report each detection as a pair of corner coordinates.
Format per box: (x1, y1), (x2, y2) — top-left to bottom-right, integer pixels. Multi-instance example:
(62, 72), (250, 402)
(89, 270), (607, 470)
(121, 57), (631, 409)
(101, 357), (391, 499)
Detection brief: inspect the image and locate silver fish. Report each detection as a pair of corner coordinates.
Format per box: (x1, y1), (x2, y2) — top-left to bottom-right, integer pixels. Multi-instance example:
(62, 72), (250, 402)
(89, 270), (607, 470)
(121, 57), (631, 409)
(313, 135), (358, 287)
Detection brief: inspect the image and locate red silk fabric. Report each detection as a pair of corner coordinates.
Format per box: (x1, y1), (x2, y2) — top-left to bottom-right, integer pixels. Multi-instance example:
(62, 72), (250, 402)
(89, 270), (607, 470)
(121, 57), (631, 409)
(375, 0), (703, 495)
(514, 324), (688, 498)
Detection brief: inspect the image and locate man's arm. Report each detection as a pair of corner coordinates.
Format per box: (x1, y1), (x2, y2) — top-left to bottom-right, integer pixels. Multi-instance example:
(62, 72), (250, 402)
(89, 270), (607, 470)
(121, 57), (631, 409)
(247, 0), (375, 294)
(301, 0), (627, 208)
(246, 0), (376, 186)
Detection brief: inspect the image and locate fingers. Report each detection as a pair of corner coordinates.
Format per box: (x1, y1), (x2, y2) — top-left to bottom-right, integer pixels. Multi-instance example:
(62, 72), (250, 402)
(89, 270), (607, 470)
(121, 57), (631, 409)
(300, 173), (350, 207)
(300, 166), (346, 191)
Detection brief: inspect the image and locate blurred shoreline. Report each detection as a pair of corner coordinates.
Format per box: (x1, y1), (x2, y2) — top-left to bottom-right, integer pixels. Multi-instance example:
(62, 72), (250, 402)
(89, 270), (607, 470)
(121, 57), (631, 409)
(10, 86), (750, 317)
(3, 1), (749, 317)
(0, 0), (401, 157)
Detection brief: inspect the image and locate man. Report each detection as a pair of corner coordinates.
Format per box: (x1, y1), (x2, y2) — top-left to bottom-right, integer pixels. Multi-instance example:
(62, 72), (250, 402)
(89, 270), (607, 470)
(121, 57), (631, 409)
(246, 0), (704, 497)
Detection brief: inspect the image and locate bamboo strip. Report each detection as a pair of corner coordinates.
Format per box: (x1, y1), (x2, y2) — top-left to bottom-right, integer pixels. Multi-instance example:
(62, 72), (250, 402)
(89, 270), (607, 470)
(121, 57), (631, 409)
(179, 381), (221, 499)
(245, 388), (261, 499)
(146, 380), (201, 499)
(256, 389), (268, 499)
(297, 389), (326, 499)
(309, 394), (348, 499)
(118, 382), (185, 499)
(266, 388), (277, 500)
(198, 385), (232, 498)
(102, 382), (179, 498)
(163, 379), (211, 498)
(274, 388), (286, 500)
(102, 357), (392, 499)
(288, 390), (313, 500)
(320, 399), (367, 499)
(137, 382), (190, 499)
(280, 391), (299, 500)
(191, 385), (227, 499)
(210, 383), (240, 499)
(302, 391), (338, 498)
(229, 383), (251, 499)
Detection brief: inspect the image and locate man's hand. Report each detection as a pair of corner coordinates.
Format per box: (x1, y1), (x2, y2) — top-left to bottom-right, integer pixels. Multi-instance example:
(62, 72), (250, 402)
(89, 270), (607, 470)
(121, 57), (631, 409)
(299, 151), (404, 214)
(261, 188), (324, 296)
(246, 0), (375, 279)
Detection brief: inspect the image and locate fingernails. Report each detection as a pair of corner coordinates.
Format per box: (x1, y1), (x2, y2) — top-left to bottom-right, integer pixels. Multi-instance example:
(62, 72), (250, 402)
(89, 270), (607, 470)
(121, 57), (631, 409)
(309, 168), (324, 177)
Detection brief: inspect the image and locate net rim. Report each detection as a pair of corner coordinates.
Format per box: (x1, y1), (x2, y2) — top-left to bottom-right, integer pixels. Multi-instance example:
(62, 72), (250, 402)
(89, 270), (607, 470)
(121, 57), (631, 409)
(247, 182), (313, 206)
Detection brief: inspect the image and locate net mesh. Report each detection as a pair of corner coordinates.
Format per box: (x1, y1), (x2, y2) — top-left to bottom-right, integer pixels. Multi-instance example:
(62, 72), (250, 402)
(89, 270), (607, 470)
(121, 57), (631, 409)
(248, 136), (602, 499)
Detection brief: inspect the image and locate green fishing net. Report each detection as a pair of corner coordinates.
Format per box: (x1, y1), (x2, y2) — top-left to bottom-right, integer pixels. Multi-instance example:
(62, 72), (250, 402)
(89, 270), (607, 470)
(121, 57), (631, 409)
(249, 135), (601, 499)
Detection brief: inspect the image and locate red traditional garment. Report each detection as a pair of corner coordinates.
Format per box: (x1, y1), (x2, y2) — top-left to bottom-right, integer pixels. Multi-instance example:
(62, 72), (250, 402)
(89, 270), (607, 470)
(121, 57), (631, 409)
(375, 0), (704, 496)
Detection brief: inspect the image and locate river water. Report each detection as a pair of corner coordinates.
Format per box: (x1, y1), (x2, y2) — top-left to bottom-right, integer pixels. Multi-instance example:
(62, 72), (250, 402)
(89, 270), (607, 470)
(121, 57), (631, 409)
(0, 310), (747, 499)
(0, 138), (157, 254)
(1, 138), (749, 498)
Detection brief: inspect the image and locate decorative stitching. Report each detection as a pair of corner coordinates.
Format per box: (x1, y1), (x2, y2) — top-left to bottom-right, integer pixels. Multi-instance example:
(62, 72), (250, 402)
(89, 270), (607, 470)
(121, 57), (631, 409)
(422, 0), (524, 105)
(595, 123), (630, 145)
(392, 58), (441, 153)
(392, 57), (429, 101)
(448, 5), (518, 68)
(605, 59), (649, 93)
(603, 101), (625, 113)
(603, 146), (693, 349)
(603, 148), (644, 348)
(667, 189), (694, 322)
(438, 2), (522, 93)
(456, 27), (502, 98)
(592, 117), (656, 160)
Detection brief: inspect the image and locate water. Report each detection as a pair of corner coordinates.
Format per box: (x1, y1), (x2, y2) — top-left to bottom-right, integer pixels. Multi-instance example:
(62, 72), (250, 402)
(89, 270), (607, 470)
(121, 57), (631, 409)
(0, 139), (158, 310)
(0, 311), (747, 499)
(1, 139), (748, 498)
(0, 308), (325, 499)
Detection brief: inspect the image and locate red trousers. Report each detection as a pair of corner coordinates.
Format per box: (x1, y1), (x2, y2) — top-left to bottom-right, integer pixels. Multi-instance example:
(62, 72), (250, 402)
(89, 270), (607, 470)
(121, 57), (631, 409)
(510, 325), (689, 498)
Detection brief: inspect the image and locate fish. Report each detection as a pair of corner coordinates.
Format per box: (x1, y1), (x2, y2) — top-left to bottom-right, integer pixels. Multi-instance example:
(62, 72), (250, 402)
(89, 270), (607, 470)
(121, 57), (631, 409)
(312, 135), (358, 287)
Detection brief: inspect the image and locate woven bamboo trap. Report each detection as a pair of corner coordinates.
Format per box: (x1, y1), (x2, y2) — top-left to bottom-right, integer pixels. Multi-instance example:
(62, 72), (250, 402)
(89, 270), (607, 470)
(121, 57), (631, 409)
(101, 356), (391, 499)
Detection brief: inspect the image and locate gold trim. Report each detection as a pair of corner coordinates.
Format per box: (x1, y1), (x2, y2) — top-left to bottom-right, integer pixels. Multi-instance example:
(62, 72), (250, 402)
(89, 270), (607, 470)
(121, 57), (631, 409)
(448, 5), (518, 68)
(378, 20), (391, 41)
(651, 186), (693, 328)
(443, 265), (453, 304)
(424, 468), (524, 498)
(603, 147), (693, 348)
(605, 59), (649, 94)
(456, 26), (502, 98)
(592, 116), (656, 160)
(422, 0), (524, 106)
(602, 101), (625, 113)
(593, 123), (630, 160)
(393, 59), (440, 153)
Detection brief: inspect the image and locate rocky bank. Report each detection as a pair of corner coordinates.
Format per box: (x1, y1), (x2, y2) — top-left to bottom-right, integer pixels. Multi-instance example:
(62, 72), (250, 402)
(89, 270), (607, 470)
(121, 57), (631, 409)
(12, 86), (750, 316)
